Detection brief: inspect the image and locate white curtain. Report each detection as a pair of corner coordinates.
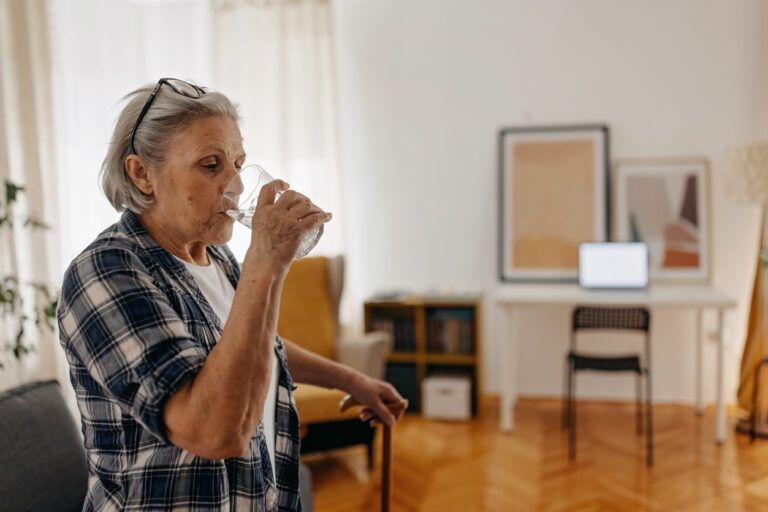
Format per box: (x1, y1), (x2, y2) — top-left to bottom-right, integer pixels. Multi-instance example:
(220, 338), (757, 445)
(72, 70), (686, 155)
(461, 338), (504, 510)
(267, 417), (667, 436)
(212, 0), (346, 261)
(0, 0), (59, 392)
(49, 0), (213, 272)
(44, 0), (211, 408)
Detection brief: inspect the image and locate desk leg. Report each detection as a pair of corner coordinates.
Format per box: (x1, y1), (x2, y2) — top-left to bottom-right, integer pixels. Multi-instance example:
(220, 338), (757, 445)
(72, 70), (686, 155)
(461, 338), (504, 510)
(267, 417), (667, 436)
(715, 308), (726, 444)
(499, 304), (516, 433)
(696, 308), (704, 415)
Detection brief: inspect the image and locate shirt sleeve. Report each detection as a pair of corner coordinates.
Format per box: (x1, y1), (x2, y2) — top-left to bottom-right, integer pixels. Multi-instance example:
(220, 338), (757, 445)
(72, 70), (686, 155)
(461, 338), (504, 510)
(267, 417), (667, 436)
(59, 245), (207, 443)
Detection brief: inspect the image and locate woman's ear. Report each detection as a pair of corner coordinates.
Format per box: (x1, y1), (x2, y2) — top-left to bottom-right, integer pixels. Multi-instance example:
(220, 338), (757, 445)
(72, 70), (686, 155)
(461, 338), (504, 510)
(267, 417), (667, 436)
(124, 154), (154, 195)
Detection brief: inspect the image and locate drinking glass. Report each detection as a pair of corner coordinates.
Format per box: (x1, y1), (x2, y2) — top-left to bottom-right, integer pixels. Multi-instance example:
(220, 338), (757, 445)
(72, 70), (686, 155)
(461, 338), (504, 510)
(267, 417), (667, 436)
(223, 164), (323, 259)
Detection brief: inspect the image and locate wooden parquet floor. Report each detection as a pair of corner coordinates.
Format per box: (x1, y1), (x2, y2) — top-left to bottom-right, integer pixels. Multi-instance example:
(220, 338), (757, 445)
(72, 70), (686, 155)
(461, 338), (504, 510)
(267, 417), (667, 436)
(301, 398), (768, 512)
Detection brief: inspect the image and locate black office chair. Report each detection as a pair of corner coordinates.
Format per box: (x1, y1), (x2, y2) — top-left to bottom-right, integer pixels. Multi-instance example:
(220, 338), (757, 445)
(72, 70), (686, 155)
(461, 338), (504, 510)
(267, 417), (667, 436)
(562, 306), (653, 466)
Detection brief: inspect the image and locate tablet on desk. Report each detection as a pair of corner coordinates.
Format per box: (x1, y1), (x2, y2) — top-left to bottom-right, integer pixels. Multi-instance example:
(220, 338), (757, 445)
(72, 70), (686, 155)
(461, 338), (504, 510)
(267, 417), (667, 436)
(578, 242), (649, 289)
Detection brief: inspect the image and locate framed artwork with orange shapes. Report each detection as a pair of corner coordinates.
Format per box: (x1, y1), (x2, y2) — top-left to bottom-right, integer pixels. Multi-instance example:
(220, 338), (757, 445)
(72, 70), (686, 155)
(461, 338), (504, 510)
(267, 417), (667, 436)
(613, 158), (710, 283)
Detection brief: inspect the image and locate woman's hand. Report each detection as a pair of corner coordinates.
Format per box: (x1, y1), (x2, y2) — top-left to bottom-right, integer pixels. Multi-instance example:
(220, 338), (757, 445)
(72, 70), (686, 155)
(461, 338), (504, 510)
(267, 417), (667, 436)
(348, 374), (408, 428)
(245, 179), (332, 272)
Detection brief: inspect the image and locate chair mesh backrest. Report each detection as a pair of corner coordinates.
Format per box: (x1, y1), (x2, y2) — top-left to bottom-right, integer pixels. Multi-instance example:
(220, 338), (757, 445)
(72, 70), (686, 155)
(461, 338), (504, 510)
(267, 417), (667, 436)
(573, 306), (650, 333)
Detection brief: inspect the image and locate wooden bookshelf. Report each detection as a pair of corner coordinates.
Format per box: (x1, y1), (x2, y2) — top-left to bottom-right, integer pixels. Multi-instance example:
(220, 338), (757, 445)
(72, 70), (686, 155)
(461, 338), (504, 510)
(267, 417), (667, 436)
(364, 295), (483, 417)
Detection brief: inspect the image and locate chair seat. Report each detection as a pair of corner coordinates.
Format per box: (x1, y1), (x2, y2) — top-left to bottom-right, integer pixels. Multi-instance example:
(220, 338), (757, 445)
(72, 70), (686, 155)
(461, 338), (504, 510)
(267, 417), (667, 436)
(569, 352), (642, 373)
(294, 384), (360, 424)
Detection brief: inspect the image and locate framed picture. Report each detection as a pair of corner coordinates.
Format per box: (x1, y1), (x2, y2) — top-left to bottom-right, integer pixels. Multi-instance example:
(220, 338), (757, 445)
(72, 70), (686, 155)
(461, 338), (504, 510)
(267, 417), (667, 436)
(613, 158), (710, 283)
(498, 124), (610, 282)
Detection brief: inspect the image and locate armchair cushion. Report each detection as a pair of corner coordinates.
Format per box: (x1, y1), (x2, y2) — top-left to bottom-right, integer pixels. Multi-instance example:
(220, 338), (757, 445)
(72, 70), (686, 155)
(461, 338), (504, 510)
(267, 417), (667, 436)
(337, 331), (392, 381)
(295, 332), (391, 424)
(294, 384), (358, 424)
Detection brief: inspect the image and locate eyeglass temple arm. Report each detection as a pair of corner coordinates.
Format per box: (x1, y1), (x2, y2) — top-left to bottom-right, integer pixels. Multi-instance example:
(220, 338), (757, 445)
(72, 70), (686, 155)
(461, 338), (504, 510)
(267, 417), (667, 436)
(129, 82), (163, 155)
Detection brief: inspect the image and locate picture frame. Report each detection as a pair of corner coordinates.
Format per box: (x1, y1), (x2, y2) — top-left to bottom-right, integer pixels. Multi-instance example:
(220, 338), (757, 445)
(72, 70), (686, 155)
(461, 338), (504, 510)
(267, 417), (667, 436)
(613, 158), (710, 283)
(498, 124), (610, 282)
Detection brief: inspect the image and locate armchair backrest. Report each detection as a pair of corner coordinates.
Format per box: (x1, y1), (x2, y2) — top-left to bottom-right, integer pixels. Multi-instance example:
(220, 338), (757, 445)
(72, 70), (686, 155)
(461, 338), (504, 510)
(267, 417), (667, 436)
(278, 255), (344, 360)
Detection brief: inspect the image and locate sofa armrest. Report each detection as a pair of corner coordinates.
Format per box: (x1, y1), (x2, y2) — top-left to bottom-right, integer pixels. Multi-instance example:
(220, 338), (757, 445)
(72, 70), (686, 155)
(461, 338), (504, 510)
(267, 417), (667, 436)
(337, 331), (393, 380)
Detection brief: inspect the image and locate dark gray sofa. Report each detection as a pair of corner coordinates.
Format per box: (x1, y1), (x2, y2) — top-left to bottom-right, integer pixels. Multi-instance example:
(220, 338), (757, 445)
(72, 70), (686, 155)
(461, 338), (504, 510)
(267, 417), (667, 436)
(0, 380), (87, 512)
(0, 380), (313, 511)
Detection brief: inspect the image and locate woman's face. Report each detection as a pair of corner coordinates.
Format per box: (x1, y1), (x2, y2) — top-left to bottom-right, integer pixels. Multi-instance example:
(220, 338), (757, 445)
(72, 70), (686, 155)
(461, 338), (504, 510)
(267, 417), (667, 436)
(148, 115), (245, 246)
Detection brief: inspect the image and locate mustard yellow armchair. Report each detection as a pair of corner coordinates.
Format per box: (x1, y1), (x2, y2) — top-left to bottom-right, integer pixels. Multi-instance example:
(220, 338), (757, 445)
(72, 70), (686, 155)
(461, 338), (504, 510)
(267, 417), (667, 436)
(278, 255), (392, 466)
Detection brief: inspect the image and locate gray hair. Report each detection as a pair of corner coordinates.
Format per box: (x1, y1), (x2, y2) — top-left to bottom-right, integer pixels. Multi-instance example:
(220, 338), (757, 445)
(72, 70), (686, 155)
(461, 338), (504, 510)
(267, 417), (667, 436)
(100, 81), (241, 213)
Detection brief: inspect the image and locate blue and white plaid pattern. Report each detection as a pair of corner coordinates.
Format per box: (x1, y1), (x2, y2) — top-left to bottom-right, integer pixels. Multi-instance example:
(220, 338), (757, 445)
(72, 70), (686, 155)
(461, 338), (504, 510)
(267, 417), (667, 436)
(58, 211), (302, 511)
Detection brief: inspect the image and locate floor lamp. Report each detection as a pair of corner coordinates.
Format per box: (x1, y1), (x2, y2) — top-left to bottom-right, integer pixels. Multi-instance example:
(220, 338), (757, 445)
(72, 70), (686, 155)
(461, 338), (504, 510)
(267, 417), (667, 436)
(730, 142), (768, 438)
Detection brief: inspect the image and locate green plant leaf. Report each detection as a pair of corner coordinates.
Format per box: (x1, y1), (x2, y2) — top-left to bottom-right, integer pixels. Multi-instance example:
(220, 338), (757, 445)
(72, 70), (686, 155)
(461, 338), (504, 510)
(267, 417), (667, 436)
(12, 317), (27, 360)
(0, 180), (59, 370)
(5, 181), (24, 206)
(0, 279), (19, 314)
(28, 281), (52, 300)
(43, 296), (58, 330)
(22, 216), (50, 230)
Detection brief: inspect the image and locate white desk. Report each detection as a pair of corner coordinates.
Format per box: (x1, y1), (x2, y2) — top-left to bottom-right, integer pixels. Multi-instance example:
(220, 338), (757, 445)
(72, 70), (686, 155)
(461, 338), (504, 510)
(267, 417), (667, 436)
(495, 285), (737, 443)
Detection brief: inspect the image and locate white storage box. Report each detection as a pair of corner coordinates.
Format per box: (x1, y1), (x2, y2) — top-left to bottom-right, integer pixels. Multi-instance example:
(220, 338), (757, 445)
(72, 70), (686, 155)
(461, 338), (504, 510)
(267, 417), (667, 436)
(422, 374), (472, 420)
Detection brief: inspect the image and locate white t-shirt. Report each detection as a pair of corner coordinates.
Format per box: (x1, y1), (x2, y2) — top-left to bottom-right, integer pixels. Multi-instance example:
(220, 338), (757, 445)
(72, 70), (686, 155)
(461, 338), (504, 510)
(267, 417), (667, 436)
(177, 255), (279, 474)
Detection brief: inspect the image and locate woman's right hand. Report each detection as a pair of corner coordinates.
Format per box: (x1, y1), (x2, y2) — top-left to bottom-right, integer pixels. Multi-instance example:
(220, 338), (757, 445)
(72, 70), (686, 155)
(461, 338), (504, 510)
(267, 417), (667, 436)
(244, 179), (332, 273)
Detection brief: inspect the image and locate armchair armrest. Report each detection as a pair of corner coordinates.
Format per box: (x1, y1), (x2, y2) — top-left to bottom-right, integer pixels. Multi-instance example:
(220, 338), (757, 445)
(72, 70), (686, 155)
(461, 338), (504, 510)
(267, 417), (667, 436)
(337, 331), (393, 380)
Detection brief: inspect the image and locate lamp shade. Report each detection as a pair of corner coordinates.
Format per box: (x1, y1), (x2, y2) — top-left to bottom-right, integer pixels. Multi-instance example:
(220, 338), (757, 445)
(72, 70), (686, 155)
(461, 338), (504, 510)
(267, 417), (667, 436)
(728, 142), (768, 204)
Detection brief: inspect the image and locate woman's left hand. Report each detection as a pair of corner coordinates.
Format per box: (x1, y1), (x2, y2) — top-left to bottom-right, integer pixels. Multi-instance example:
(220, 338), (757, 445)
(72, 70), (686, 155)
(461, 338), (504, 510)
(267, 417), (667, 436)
(348, 374), (408, 428)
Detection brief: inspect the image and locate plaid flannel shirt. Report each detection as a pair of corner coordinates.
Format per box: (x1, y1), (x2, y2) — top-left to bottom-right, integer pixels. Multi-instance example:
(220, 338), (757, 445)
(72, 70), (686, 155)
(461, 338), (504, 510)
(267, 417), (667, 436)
(58, 211), (302, 511)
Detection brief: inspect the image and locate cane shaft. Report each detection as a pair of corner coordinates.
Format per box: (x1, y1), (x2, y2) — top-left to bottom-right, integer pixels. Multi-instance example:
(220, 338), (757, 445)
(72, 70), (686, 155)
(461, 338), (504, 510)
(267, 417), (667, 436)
(338, 394), (406, 512)
(382, 425), (392, 512)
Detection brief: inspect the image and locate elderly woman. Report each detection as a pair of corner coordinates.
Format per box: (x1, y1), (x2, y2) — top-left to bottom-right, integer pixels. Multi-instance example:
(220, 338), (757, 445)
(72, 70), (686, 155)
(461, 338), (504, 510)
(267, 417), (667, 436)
(58, 78), (405, 511)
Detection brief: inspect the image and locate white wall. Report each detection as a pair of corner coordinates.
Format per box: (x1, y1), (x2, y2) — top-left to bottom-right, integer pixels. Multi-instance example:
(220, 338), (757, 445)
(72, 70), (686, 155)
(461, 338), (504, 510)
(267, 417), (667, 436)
(333, 0), (768, 403)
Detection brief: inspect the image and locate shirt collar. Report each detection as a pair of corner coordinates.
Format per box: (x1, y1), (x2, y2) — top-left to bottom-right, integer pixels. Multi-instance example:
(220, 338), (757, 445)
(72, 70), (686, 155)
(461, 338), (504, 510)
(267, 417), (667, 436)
(119, 210), (237, 274)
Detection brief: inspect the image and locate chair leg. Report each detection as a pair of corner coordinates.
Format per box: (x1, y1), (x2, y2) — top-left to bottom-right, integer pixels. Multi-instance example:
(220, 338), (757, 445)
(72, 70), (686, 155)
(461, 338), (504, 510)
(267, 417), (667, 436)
(563, 358), (571, 429)
(367, 436), (375, 470)
(636, 373), (643, 436)
(645, 369), (653, 467)
(750, 360), (768, 443)
(569, 367), (577, 461)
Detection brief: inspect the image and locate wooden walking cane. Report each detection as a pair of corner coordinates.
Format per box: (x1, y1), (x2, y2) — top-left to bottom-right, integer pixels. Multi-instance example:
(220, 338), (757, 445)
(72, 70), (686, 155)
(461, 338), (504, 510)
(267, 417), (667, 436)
(339, 395), (408, 512)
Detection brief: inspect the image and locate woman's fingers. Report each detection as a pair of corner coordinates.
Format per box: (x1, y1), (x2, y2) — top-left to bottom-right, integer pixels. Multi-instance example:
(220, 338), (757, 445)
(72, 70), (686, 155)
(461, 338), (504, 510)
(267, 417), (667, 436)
(371, 402), (396, 427)
(257, 179), (289, 207)
(249, 181), (331, 263)
(352, 379), (409, 428)
(381, 384), (406, 404)
(275, 189), (304, 208)
(271, 188), (331, 228)
(289, 202), (332, 223)
(278, 191), (330, 222)
(378, 385), (408, 421)
(358, 409), (380, 428)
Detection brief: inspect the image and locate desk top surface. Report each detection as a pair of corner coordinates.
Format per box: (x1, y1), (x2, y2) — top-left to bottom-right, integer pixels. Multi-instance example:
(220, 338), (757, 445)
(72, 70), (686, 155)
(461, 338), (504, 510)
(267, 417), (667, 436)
(494, 284), (736, 308)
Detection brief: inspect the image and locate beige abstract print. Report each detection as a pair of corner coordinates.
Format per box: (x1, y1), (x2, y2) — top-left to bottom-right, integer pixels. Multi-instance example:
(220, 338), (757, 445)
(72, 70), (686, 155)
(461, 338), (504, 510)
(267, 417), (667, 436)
(511, 139), (595, 270)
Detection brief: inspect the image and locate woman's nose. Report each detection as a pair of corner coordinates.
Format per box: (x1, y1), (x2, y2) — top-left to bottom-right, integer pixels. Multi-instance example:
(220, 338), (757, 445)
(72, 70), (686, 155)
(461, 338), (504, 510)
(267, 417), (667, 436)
(231, 174), (244, 196)
(222, 169), (244, 206)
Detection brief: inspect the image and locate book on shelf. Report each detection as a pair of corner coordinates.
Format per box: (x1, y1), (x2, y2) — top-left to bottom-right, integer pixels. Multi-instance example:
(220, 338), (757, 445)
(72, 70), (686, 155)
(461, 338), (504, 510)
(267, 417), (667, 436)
(371, 316), (415, 352)
(426, 308), (475, 355)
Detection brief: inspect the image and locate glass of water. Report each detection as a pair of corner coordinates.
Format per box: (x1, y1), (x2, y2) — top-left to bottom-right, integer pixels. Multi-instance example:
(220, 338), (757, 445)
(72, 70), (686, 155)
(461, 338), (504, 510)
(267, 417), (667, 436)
(223, 164), (324, 259)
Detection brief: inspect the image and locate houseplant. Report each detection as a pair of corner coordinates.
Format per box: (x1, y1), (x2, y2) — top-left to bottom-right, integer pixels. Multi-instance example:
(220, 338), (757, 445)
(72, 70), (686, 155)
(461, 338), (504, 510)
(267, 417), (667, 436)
(0, 180), (58, 369)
